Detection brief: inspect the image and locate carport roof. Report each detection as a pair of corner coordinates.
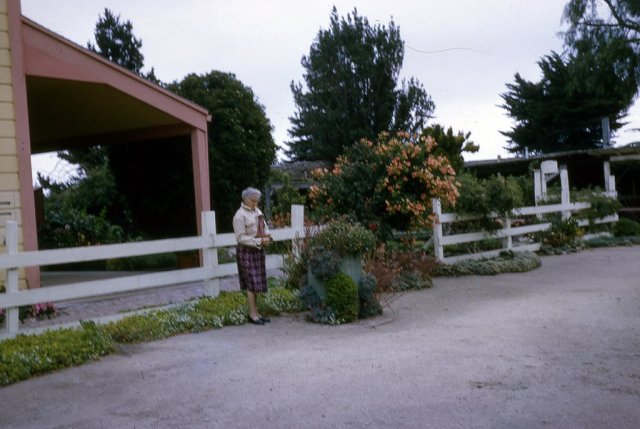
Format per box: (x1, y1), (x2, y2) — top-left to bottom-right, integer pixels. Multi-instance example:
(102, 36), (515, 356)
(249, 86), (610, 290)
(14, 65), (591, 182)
(20, 16), (210, 153)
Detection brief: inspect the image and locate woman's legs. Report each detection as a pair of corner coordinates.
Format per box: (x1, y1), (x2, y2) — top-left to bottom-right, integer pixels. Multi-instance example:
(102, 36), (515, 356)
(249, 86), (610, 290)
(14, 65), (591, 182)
(247, 291), (259, 320)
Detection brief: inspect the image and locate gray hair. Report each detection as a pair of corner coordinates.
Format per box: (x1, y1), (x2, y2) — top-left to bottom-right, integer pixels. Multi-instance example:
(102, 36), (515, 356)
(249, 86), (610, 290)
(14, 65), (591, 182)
(241, 187), (261, 202)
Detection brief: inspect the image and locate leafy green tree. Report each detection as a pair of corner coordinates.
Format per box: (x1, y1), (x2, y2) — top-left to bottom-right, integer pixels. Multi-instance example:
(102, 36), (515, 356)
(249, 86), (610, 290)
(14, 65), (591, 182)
(422, 124), (478, 172)
(266, 170), (306, 227)
(87, 8), (144, 74)
(36, 165), (131, 249)
(167, 71), (277, 231)
(500, 49), (637, 155)
(287, 7), (434, 162)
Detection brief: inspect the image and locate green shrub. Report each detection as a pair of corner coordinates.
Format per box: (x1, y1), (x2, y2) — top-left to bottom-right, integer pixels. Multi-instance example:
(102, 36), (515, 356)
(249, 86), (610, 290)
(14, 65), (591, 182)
(38, 207), (126, 250)
(358, 273), (382, 319)
(537, 216), (583, 247)
(0, 321), (114, 386)
(312, 219), (376, 257)
(309, 246), (341, 281)
(454, 173), (526, 232)
(614, 218), (640, 237)
(435, 251), (541, 276)
(325, 272), (359, 324)
(574, 189), (622, 223)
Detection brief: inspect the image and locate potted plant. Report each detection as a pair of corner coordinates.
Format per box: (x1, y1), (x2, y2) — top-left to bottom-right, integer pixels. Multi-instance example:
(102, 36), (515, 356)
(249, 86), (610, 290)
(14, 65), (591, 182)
(307, 219), (376, 300)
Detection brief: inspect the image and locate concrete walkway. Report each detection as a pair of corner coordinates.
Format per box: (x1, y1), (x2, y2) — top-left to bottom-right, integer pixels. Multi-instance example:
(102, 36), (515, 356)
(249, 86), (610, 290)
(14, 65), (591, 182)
(1, 246), (639, 429)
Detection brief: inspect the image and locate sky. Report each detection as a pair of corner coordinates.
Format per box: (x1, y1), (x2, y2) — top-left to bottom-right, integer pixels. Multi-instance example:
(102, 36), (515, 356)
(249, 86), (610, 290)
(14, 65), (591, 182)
(21, 0), (640, 182)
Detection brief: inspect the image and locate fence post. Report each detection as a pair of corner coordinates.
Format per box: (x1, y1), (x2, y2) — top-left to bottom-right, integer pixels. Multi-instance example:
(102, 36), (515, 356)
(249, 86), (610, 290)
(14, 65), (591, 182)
(608, 175), (617, 198)
(604, 161), (617, 198)
(560, 167), (570, 220)
(533, 169), (543, 220)
(201, 211), (219, 297)
(603, 161), (611, 194)
(291, 204), (304, 260)
(533, 169), (542, 203)
(4, 221), (19, 335)
(432, 198), (444, 262)
(503, 216), (512, 251)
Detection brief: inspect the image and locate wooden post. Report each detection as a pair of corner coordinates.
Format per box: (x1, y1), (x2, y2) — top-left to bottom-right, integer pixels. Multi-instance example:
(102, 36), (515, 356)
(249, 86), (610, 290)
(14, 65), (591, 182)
(608, 175), (617, 198)
(201, 211), (219, 297)
(5, 221), (19, 336)
(533, 169), (543, 220)
(291, 205), (305, 260)
(503, 217), (512, 251)
(560, 167), (570, 220)
(432, 198), (444, 262)
(604, 160), (617, 198)
(533, 170), (542, 203)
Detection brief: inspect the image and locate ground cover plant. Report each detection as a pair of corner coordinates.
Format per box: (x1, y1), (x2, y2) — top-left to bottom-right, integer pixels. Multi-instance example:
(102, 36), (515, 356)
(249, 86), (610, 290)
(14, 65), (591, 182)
(0, 284), (302, 386)
(434, 251), (542, 276)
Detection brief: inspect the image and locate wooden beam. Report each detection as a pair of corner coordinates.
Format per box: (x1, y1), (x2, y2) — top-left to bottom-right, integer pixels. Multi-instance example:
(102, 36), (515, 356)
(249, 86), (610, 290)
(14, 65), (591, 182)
(610, 154), (640, 162)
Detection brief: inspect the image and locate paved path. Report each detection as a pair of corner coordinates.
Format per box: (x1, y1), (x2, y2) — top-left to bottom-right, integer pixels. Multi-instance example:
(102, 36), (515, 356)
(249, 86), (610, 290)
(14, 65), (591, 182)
(1, 246), (640, 429)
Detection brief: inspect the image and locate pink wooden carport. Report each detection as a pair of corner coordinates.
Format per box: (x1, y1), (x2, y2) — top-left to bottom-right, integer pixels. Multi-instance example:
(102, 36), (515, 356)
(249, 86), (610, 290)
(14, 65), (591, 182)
(8, 1), (211, 288)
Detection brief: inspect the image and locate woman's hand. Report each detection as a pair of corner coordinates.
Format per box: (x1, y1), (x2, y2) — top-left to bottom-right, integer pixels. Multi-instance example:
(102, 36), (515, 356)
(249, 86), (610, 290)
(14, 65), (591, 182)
(261, 237), (271, 247)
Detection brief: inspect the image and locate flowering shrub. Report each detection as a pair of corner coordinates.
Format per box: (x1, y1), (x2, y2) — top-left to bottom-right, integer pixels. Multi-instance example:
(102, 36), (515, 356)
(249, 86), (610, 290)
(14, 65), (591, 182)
(309, 131), (459, 240)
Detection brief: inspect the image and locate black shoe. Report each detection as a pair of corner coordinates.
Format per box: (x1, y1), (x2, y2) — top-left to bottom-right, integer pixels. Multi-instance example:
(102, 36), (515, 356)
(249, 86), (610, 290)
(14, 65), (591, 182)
(260, 316), (271, 323)
(248, 317), (265, 325)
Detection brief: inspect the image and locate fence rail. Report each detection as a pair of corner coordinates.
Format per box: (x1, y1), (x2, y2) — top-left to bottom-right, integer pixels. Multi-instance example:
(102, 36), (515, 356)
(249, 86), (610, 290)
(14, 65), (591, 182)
(0, 205), (305, 339)
(432, 198), (618, 264)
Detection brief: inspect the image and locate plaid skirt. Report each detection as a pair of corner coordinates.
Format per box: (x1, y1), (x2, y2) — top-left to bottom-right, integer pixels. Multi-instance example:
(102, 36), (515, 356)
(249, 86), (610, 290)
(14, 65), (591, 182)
(236, 245), (268, 293)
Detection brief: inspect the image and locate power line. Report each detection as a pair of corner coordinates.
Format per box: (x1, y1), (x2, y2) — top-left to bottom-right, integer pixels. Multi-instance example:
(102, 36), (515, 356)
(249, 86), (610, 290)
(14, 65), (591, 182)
(406, 45), (491, 55)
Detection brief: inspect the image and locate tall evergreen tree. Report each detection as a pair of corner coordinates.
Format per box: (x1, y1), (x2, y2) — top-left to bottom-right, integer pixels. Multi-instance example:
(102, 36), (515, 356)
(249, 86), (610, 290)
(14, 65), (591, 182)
(287, 7), (434, 162)
(563, 0), (640, 99)
(87, 8), (144, 74)
(563, 0), (640, 54)
(500, 48), (637, 155)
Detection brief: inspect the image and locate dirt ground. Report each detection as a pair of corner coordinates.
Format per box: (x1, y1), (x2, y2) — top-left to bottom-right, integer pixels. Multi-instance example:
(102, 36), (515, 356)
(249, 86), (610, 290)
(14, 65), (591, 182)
(1, 246), (639, 429)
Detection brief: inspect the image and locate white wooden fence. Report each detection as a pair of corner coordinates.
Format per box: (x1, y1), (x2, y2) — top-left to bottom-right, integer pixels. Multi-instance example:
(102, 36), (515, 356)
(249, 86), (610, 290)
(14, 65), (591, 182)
(0, 205), (305, 339)
(432, 199), (618, 264)
(432, 161), (619, 264)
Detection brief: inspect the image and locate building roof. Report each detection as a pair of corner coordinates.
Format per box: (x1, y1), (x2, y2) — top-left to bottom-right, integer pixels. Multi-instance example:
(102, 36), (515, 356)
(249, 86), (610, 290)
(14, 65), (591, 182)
(20, 16), (210, 153)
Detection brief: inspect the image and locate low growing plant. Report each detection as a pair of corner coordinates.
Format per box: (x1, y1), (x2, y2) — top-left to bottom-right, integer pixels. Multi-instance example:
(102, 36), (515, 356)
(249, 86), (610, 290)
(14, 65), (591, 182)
(435, 251), (541, 276)
(0, 321), (114, 386)
(536, 215), (583, 248)
(614, 218), (640, 237)
(0, 286), (303, 386)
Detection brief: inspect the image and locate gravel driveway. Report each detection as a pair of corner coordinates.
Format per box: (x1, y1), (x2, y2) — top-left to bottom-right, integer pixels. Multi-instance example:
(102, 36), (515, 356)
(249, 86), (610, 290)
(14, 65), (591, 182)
(1, 246), (639, 429)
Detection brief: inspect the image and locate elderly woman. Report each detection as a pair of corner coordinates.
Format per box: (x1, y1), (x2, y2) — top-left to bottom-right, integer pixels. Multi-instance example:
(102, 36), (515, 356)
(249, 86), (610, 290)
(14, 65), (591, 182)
(233, 187), (272, 325)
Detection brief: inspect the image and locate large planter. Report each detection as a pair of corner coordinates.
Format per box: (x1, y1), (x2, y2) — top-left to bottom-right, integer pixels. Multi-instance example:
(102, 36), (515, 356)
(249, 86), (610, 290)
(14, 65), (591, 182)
(308, 255), (362, 301)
